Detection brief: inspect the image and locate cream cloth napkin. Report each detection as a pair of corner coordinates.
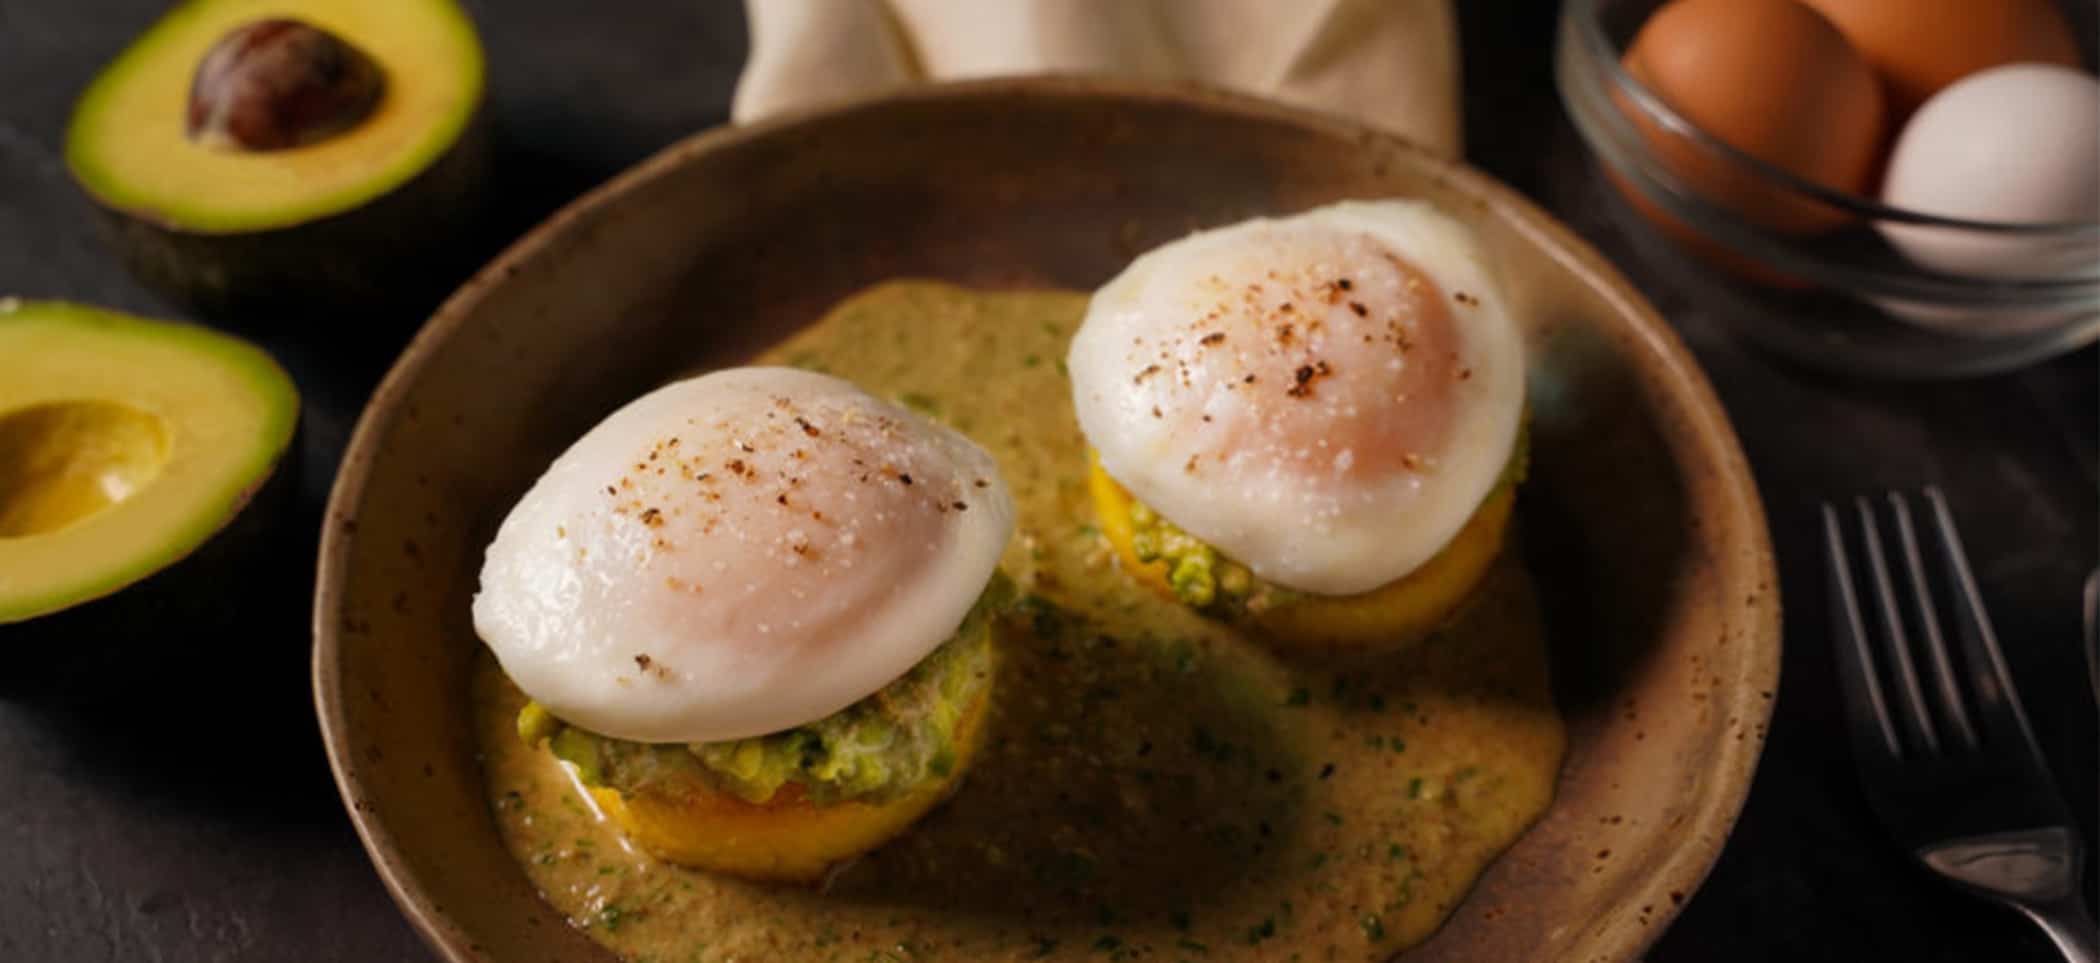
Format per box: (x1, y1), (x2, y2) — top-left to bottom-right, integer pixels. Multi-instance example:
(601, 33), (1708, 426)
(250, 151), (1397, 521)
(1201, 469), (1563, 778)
(731, 0), (1461, 158)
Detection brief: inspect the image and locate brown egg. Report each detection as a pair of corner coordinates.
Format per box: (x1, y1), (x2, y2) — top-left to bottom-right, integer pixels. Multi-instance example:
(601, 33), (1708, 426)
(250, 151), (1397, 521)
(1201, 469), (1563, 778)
(1799, 0), (2082, 118)
(1621, 0), (1886, 237)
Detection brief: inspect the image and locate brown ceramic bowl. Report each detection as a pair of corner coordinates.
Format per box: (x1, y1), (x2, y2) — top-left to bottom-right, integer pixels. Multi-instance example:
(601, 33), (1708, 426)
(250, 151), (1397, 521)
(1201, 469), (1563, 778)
(315, 78), (1778, 962)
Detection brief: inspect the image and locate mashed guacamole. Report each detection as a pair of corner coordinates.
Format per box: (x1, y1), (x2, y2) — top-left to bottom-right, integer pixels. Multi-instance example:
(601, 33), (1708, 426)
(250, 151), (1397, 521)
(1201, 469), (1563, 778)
(519, 575), (1007, 806)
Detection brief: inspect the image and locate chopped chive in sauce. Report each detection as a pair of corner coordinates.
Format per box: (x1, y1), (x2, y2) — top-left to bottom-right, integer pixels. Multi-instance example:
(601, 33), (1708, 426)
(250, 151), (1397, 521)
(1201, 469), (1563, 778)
(1246, 917), (1276, 943)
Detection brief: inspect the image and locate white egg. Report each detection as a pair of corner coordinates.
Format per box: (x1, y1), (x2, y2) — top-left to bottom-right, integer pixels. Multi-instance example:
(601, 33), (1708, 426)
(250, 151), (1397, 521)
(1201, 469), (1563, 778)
(1068, 200), (1525, 596)
(472, 367), (1014, 745)
(1879, 64), (2100, 281)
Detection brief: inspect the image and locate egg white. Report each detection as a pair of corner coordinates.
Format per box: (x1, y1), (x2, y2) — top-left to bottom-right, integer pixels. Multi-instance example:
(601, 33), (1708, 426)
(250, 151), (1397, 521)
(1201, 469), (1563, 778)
(1068, 200), (1525, 595)
(472, 367), (1014, 745)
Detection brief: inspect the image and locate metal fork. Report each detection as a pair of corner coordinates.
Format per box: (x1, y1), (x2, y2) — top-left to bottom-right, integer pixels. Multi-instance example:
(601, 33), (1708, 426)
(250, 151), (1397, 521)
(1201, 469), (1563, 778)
(1823, 488), (2099, 961)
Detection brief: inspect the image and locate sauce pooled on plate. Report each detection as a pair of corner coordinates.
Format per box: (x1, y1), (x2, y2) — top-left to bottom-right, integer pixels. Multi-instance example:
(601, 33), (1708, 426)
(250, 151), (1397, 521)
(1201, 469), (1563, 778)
(472, 281), (1566, 962)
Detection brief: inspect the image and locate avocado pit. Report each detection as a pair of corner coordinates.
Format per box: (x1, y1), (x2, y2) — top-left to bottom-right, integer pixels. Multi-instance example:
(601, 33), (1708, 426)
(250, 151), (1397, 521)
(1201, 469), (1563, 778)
(0, 400), (171, 538)
(68, 0), (486, 317)
(186, 17), (384, 152)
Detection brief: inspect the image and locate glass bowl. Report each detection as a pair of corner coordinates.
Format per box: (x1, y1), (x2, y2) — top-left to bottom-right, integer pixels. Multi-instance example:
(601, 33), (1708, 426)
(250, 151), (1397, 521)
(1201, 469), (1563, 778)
(1557, 0), (2100, 379)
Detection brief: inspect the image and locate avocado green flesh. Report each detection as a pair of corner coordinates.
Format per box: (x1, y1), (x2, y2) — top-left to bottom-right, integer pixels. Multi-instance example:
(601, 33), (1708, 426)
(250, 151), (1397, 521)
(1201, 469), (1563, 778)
(1128, 500), (1273, 614)
(521, 575), (1009, 806)
(0, 300), (298, 623)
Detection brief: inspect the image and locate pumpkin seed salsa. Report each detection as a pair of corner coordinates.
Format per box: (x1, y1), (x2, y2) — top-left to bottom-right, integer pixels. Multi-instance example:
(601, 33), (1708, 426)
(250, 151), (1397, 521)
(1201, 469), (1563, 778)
(471, 280), (1566, 962)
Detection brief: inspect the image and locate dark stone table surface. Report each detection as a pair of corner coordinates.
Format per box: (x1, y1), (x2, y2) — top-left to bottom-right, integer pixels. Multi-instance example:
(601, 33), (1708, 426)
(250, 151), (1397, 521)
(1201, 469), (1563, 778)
(2, 1), (2092, 960)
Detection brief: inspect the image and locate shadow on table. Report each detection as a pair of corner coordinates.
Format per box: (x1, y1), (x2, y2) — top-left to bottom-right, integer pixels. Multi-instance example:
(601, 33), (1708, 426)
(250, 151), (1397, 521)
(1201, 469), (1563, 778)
(0, 488), (344, 829)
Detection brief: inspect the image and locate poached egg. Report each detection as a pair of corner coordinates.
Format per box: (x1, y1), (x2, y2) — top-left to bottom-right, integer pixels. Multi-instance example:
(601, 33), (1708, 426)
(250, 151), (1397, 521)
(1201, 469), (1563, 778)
(473, 367), (1014, 745)
(1068, 200), (1524, 596)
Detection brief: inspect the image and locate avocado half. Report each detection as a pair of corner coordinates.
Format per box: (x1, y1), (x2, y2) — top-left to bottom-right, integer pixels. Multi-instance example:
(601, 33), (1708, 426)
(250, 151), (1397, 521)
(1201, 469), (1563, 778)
(65, 0), (487, 320)
(0, 300), (298, 678)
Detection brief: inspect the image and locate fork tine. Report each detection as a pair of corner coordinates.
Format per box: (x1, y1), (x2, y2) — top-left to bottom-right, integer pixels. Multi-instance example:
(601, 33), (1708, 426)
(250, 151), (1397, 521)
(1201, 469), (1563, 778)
(1856, 497), (1943, 756)
(1888, 492), (1981, 752)
(1922, 487), (2047, 763)
(1823, 503), (1903, 761)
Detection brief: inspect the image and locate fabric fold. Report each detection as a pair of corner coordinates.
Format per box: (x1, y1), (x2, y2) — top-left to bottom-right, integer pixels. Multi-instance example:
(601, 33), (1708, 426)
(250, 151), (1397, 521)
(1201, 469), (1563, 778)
(732, 0), (1461, 158)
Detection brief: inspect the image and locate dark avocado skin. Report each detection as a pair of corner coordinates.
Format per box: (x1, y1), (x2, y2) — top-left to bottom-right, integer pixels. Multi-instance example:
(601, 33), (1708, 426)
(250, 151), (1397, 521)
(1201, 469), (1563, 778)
(0, 425), (303, 699)
(94, 117), (490, 323)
